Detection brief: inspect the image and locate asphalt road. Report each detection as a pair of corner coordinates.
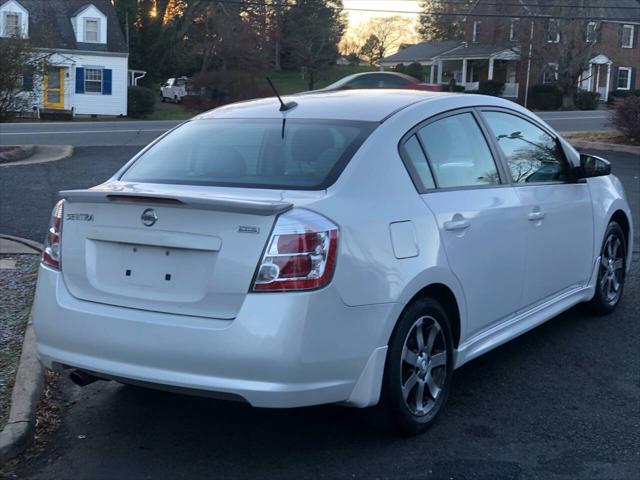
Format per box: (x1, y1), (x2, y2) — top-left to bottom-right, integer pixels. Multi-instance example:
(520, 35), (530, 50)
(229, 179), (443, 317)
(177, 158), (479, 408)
(1, 146), (638, 479)
(0, 110), (613, 147)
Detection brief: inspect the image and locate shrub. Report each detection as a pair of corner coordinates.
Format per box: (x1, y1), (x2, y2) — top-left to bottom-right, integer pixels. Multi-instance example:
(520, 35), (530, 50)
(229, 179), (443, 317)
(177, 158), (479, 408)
(575, 90), (600, 110)
(127, 86), (155, 118)
(529, 84), (562, 110)
(394, 63), (406, 73)
(403, 62), (426, 82)
(478, 80), (505, 97)
(610, 89), (640, 99)
(612, 96), (640, 141)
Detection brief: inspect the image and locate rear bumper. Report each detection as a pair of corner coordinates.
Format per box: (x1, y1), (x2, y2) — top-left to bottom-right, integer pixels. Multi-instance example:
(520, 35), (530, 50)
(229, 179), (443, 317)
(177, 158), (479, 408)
(32, 265), (395, 408)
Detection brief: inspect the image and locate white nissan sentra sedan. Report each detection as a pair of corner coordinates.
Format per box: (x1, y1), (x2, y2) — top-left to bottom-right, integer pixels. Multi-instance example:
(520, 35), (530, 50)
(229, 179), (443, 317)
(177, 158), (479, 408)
(32, 91), (633, 434)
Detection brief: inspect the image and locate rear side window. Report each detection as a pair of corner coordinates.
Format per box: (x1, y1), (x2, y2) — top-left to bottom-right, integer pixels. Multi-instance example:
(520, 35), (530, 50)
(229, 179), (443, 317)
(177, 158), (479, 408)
(417, 113), (500, 188)
(401, 135), (436, 189)
(481, 111), (568, 183)
(121, 119), (376, 190)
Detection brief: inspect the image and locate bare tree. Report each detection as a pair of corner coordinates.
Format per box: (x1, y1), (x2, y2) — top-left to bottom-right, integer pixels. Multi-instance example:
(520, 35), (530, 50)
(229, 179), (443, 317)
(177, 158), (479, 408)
(0, 37), (50, 121)
(353, 16), (418, 66)
(509, 0), (613, 109)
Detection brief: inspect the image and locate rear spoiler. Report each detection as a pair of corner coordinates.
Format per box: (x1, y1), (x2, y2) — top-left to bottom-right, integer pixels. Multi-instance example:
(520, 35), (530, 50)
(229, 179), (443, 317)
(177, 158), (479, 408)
(60, 189), (293, 217)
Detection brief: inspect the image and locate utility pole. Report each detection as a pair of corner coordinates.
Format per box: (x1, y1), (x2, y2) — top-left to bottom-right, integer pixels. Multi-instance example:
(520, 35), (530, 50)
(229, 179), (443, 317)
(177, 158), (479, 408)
(524, 19), (534, 109)
(125, 10), (130, 52)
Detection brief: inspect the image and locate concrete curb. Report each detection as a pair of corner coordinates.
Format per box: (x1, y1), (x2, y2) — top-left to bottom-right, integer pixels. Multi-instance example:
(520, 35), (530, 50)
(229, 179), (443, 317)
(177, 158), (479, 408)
(0, 145), (73, 168)
(0, 322), (44, 461)
(0, 235), (43, 254)
(570, 140), (640, 155)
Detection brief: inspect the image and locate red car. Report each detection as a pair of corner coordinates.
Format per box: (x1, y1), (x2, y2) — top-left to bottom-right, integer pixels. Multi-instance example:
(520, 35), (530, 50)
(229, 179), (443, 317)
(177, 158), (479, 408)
(322, 72), (442, 92)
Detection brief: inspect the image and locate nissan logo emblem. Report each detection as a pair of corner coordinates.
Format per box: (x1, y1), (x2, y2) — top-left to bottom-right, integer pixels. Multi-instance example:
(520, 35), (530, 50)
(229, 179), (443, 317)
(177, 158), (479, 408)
(141, 208), (158, 227)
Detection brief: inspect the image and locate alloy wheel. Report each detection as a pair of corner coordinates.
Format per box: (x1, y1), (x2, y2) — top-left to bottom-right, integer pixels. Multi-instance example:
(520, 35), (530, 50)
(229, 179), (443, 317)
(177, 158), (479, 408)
(600, 233), (625, 305)
(400, 316), (448, 417)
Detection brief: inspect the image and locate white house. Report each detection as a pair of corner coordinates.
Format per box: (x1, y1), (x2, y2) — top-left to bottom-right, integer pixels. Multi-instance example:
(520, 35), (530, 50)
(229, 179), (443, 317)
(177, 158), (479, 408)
(0, 0), (128, 117)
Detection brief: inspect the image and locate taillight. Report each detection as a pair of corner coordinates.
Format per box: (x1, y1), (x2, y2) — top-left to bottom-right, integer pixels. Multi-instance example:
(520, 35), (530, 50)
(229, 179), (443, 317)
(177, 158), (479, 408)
(42, 200), (64, 269)
(252, 209), (338, 292)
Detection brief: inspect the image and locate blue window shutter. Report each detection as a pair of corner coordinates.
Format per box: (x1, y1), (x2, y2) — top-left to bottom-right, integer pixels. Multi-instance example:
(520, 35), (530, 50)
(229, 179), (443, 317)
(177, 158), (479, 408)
(102, 69), (112, 95)
(76, 67), (85, 94)
(23, 73), (33, 91)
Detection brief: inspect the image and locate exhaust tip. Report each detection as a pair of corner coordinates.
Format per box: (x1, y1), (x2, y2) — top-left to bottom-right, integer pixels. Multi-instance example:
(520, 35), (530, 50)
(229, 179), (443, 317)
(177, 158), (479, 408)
(69, 369), (101, 387)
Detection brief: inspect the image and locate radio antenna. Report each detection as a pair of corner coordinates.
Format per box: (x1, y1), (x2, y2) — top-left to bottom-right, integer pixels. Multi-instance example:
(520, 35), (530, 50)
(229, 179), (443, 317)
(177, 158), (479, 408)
(266, 77), (298, 112)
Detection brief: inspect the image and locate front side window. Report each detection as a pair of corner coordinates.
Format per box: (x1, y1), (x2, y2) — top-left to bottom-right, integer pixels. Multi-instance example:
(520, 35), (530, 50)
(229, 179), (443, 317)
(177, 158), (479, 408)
(4, 12), (20, 36)
(547, 19), (560, 43)
(121, 119), (376, 190)
(617, 67), (631, 90)
(482, 111), (568, 184)
(84, 19), (99, 42)
(417, 113), (500, 189)
(84, 68), (103, 93)
(621, 25), (634, 48)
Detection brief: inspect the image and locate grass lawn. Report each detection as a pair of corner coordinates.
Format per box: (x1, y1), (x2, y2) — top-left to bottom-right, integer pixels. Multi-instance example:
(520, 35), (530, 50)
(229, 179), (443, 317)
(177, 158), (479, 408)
(133, 66), (378, 120)
(141, 98), (198, 121)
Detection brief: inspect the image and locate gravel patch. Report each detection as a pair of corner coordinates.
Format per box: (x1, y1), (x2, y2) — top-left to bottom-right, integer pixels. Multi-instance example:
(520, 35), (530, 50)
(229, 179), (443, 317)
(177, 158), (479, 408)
(0, 254), (39, 430)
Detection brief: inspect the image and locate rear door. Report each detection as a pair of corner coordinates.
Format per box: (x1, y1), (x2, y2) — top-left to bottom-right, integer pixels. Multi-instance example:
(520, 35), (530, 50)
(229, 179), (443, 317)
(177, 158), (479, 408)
(402, 110), (527, 338)
(479, 109), (594, 308)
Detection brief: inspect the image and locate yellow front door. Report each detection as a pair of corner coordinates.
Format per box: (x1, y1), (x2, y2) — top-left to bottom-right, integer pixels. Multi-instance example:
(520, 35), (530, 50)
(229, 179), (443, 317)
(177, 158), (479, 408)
(44, 68), (65, 109)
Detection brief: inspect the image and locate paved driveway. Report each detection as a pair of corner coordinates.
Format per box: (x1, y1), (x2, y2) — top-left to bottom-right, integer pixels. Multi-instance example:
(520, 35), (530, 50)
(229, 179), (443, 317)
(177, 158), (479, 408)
(3, 147), (638, 480)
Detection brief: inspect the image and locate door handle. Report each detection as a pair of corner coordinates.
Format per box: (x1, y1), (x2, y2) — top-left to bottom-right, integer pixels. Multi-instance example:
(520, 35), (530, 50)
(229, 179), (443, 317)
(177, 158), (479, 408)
(528, 211), (546, 221)
(444, 219), (471, 231)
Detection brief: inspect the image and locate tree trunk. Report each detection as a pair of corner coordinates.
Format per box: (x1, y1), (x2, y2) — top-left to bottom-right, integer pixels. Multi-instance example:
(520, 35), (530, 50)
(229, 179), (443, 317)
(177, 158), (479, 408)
(562, 92), (575, 110)
(308, 70), (315, 90)
(274, 38), (281, 71)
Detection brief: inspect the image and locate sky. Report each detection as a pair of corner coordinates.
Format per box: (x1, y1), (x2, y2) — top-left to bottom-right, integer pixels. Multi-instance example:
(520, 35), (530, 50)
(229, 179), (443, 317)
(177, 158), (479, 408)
(343, 0), (421, 28)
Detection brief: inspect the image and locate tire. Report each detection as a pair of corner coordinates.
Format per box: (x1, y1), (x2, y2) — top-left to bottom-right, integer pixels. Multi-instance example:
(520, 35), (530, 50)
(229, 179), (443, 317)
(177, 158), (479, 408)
(174, 95), (180, 104)
(585, 221), (627, 315)
(161, 96), (166, 102)
(377, 297), (454, 435)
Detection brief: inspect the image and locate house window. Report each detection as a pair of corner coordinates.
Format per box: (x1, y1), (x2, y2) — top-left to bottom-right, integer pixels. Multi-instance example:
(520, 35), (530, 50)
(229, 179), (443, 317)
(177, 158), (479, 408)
(473, 21), (481, 43)
(547, 19), (560, 43)
(621, 25), (634, 48)
(543, 63), (558, 84)
(509, 18), (520, 42)
(617, 67), (632, 90)
(586, 22), (598, 43)
(84, 19), (99, 42)
(4, 12), (20, 36)
(85, 68), (103, 93)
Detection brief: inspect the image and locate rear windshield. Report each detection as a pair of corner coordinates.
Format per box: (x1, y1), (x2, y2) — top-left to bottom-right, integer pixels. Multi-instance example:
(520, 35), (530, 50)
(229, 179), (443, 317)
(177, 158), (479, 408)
(121, 118), (377, 190)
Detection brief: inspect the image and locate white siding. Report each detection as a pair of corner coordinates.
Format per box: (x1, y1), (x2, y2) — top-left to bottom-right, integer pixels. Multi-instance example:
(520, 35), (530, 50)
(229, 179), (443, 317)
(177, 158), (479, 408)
(36, 52), (128, 116)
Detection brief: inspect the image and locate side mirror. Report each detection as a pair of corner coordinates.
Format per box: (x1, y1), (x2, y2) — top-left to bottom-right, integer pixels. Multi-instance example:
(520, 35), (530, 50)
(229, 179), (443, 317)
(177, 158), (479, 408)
(572, 153), (611, 180)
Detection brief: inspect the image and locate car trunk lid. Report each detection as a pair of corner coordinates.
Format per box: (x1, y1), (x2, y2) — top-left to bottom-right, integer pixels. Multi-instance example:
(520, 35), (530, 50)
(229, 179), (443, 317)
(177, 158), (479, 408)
(59, 184), (291, 319)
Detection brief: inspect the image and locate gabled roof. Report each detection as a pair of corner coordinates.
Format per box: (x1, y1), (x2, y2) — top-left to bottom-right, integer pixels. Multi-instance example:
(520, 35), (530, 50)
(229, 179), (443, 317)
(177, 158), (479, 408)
(438, 43), (514, 59)
(0, 0), (127, 54)
(381, 41), (463, 64)
(469, 0), (640, 23)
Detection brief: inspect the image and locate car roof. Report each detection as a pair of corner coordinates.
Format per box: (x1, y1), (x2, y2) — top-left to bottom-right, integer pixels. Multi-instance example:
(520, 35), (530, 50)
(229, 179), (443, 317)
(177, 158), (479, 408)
(198, 90), (458, 123)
